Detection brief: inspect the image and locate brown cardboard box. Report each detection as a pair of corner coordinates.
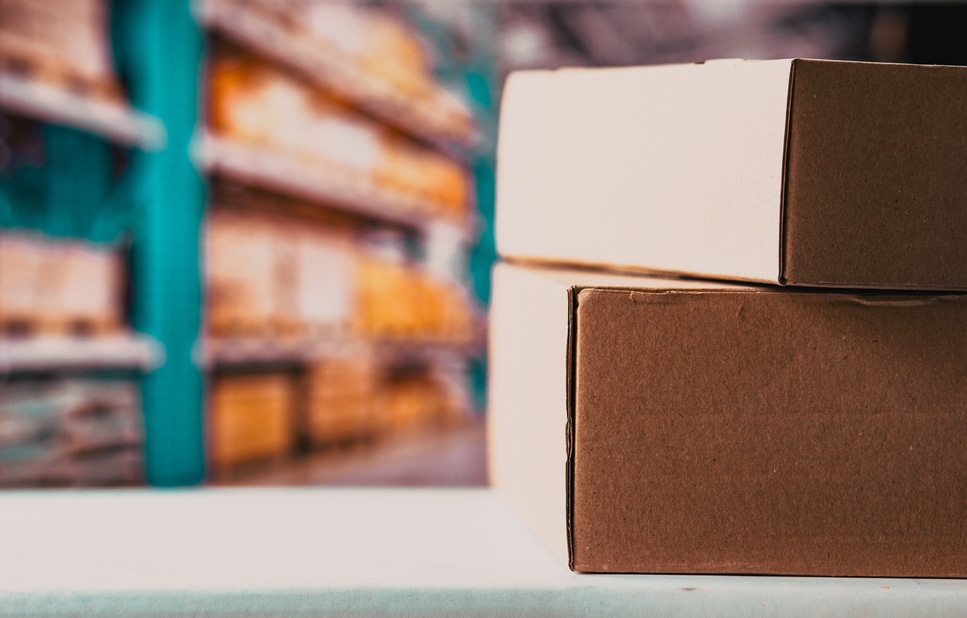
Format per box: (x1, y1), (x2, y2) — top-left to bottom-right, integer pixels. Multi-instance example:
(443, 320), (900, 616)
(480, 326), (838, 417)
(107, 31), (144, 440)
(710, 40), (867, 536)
(488, 262), (967, 576)
(497, 59), (967, 290)
(209, 373), (294, 469)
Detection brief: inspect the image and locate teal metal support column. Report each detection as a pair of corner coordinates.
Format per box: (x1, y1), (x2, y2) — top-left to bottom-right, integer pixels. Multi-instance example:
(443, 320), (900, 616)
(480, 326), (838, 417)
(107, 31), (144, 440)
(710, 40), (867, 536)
(115, 0), (206, 485)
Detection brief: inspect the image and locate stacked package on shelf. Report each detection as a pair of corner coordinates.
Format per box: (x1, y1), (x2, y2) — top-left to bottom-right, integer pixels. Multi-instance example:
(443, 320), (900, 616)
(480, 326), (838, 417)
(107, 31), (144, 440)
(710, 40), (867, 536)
(307, 354), (470, 447)
(208, 0), (473, 143)
(0, 0), (120, 101)
(489, 59), (967, 576)
(0, 233), (123, 337)
(205, 209), (476, 344)
(307, 353), (380, 446)
(209, 52), (469, 219)
(0, 379), (143, 487)
(354, 253), (476, 344)
(376, 358), (472, 436)
(208, 372), (293, 471)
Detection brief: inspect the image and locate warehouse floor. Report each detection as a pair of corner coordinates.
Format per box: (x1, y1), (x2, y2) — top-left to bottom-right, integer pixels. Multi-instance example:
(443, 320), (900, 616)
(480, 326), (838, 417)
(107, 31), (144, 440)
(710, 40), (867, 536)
(211, 421), (488, 487)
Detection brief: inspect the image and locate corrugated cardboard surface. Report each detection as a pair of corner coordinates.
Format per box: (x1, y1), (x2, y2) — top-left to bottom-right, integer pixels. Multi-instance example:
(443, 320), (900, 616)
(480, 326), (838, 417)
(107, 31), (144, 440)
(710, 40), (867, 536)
(489, 264), (967, 577)
(487, 263), (706, 564)
(573, 286), (967, 576)
(497, 59), (967, 290)
(784, 60), (967, 288)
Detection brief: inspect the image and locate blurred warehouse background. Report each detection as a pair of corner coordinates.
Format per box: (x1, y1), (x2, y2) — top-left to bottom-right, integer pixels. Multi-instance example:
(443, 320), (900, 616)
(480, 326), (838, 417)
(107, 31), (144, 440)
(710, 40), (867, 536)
(1, 0), (964, 488)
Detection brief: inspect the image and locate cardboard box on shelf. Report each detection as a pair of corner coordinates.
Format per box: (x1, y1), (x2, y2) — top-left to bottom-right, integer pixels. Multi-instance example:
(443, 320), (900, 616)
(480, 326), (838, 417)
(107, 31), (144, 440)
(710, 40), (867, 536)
(497, 59), (967, 290)
(0, 0), (120, 101)
(206, 211), (282, 336)
(307, 356), (381, 445)
(209, 372), (294, 469)
(0, 234), (122, 336)
(353, 256), (475, 344)
(488, 262), (967, 576)
(208, 52), (469, 216)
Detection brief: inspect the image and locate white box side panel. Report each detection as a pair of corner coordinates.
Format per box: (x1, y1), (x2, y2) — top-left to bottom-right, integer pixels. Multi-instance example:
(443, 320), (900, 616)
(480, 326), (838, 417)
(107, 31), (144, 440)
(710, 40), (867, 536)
(496, 59), (794, 283)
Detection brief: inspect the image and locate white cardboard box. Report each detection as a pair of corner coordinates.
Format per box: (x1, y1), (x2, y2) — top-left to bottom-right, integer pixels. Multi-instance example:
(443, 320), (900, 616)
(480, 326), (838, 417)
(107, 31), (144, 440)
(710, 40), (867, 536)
(496, 59), (967, 289)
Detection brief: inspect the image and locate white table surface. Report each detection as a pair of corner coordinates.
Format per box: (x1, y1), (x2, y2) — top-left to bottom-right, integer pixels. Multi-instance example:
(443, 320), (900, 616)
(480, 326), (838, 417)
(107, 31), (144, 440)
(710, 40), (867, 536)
(1, 488), (965, 616)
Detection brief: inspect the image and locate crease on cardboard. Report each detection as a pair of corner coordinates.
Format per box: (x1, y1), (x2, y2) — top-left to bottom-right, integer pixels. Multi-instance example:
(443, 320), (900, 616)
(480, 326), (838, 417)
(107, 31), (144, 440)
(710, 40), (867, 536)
(778, 59), (799, 286)
(565, 286), (579, 571)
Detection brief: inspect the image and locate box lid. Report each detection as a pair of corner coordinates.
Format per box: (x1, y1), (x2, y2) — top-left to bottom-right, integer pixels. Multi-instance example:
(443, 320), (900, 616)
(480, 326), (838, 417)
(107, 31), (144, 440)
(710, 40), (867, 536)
(496, 59), (967, 290)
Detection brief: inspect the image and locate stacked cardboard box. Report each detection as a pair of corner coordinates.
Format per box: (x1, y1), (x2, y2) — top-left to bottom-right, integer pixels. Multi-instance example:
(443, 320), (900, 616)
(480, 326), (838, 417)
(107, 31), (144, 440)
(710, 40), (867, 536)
(208, 372), (294, 470)
(0, 233), (123, 336)
(205, 210), (474, 343)
(0, 0), (120, 102)
(489, 59), (967, 577)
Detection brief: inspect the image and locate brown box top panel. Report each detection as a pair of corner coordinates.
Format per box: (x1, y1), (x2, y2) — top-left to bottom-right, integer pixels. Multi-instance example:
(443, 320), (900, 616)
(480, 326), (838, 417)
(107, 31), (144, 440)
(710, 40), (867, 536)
(783, 59), (967, 289)
(572, 287), (967, 575)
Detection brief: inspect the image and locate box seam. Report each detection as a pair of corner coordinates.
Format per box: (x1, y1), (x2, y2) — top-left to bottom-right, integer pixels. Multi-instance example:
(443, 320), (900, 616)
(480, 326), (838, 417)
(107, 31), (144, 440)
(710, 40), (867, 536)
(778, 59), (800, 286)
(565, 286), (579, 571)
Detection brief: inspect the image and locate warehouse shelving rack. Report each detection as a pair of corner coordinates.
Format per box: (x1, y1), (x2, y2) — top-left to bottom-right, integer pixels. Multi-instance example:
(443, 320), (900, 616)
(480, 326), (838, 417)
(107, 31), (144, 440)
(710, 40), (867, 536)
(0, 0), (496, 486)
(0, 335), (162, 374)
(198, 0), (488, 477)
(0, 0), (205, 486)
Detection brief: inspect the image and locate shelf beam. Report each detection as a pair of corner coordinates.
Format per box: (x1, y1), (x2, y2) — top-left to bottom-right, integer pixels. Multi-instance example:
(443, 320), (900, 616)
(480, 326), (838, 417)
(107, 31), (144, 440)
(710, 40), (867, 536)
(0, 73), (165, 150)
(204, 135), (470, 238)
(0, 334), (162, 374)
(203, 336), (478, 369)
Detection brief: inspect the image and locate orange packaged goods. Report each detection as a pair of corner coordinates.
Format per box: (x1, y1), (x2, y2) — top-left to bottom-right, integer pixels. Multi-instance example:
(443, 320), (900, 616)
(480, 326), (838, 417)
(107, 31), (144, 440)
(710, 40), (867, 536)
(0, 0), (120, 101)
(381, 371), (467, 435)
(231, 0), (473, 141)
(354, 256), (475, 343)
(307, 354), (380, 446)
(0, 234), (122, 337)
(304, 2), (434, 101)
(208, 53), (469, 217)
(209, 372), (294, 469)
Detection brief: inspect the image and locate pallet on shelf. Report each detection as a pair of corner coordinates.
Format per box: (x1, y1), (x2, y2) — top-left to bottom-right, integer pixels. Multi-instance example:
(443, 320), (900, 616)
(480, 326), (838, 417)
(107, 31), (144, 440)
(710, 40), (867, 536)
(0, 0), (119, 103)
(0, 379), (144, 487)
(0, 234), (124, 338)
(0, 334), (161, 374)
